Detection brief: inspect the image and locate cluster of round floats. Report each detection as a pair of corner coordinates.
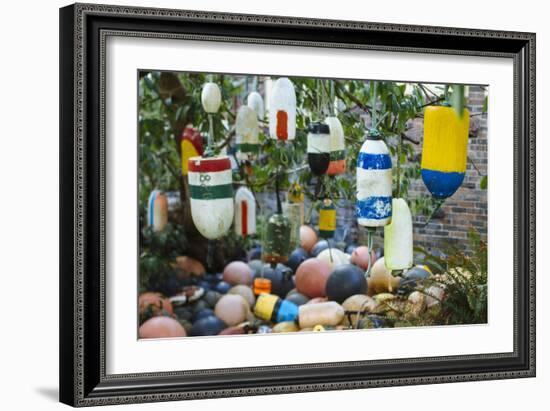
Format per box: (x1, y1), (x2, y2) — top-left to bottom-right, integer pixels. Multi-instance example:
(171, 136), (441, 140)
(138, 226), (446, 338)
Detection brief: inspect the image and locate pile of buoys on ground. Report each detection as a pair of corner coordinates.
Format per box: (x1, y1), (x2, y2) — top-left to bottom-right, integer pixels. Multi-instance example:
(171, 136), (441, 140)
(138, 224), (446, 339)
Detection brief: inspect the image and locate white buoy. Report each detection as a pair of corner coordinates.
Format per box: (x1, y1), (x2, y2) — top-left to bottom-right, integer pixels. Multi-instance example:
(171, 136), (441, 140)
(201, 82), (222, 113)
(384, 198), (413, 270)
(268, 77), (296, 141)
(356, 135), (392, 227)
(307, 122), (331, 176)
(247, 91), (265, 119)
(234, 187), (256, 237)
(235, 105), (260, 161)
(188, 156), (234, 240)
(324, 116), (346, 175)
(282, 201), (303, 249)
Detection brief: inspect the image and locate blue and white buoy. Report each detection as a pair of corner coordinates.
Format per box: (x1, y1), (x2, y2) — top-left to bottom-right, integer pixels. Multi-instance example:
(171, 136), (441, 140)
(356, 131), (392, 227)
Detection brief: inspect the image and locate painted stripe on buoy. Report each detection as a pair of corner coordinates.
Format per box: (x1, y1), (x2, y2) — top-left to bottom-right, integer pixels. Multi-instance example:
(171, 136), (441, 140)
(188, 157), (231, 172)
(188, 184), (233, 200)
(147, 190), (158, 227)
(356, 196), (392, 220)
(357, 152), (392, 170)
(188, 169), (232, 186)
(420, 169), (465, 199)
(241, 200), (248, 235)
(236, 143), (260, 153)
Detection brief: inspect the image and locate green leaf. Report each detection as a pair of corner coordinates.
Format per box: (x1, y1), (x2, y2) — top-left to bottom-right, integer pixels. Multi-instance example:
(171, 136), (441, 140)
(480, 175), (488, 190)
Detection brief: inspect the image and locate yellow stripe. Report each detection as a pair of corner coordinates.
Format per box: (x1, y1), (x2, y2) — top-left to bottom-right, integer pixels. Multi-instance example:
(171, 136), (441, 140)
(181, 140), (200, 176)
(253, 294), (278, 321)
(421, 106), (469, 173)
(319, 209), (336, 231)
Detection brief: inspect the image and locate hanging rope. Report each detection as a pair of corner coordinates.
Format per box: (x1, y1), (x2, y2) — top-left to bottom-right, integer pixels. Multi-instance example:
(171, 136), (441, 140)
(364, 227), (375, 279)
(275, 170), (282, 215)
(423, 198), (445, 227)
(330, 80), (337, 116)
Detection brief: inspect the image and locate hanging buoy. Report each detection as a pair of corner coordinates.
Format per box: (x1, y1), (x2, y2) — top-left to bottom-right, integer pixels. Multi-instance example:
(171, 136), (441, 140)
(180, 126), (203, 176)
(147, 190), (168, 232)
(235, 105), (260, 161)
(269, 77), (296, 141)
(384, 198), (413, 271)
(356, 130), (392, 227)
(201, 82), (222, 113)
(287, 182), (305, 224)
(284, 184), (304, 249)
(421, 105), (469, 199)
(324, 116), (346, 175)
(282, 202), (303, 250)
(234, 186), (256, 237)
(188, 156), (234, 240)
(263, 213), (291, 264)
(318, 199), (336, 239)
(288, 182), (304, 203)
(307, 122), (331, 176)
(247, 91), (265, 119)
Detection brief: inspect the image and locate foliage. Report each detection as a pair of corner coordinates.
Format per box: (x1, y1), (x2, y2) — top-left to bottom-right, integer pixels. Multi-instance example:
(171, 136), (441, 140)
(414, 228), (488, 325)
(139, 223), (188, 294)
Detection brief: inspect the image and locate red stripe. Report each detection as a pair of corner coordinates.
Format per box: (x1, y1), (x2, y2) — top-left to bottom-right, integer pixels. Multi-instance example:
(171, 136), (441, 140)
(241, 200), (248, 236)
(188, 157), (231, 172)
(276, 111), (288, 140)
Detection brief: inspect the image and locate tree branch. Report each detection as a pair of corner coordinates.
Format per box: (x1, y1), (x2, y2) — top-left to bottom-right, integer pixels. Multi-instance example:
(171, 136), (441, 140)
(333, 80), (373, 115)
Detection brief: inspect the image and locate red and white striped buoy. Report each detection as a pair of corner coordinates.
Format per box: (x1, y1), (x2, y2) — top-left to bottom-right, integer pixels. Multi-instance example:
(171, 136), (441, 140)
(234, 187), (256, 237)
(269, 77), (296, 141)
(188, 156), (234, 240)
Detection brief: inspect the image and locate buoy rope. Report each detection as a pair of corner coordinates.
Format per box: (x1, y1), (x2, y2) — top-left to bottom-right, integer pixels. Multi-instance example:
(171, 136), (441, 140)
(275, 170), (282, 215)
(330, 81), (337, 116)
(205, 113), (215, 158)
(364, 228), (375, 279)
(423, 198), (445, 227)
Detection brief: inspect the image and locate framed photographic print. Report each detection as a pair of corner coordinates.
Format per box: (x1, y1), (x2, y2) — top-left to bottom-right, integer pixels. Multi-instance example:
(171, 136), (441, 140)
(59, 3), (536, 407)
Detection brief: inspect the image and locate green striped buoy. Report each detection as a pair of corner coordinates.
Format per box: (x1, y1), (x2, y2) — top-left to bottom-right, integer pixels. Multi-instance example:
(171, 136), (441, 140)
(188, 155), (234, 240)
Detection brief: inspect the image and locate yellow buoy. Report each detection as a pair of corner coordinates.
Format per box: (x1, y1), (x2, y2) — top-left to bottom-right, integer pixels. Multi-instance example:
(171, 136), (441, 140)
(421, 105), (469, 199)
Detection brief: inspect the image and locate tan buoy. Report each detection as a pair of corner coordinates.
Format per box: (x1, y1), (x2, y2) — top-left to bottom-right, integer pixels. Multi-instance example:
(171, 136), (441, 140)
(384, 198), (413, 270)
(325, 116), (346, 175)
(298, 301), (345, 329)
(235, 105), (260, 161)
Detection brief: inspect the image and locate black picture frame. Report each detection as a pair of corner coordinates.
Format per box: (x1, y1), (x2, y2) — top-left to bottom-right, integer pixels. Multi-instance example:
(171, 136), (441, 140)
(59, 3), (536, 407)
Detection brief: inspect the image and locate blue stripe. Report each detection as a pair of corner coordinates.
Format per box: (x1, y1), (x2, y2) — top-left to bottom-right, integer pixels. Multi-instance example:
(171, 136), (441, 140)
(357, 152), (392, 170)
(147, 190), (158, 226)
(356, 196), (392, 219)
(276, 300), (298, 322)
(421, 169), (465, 199)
